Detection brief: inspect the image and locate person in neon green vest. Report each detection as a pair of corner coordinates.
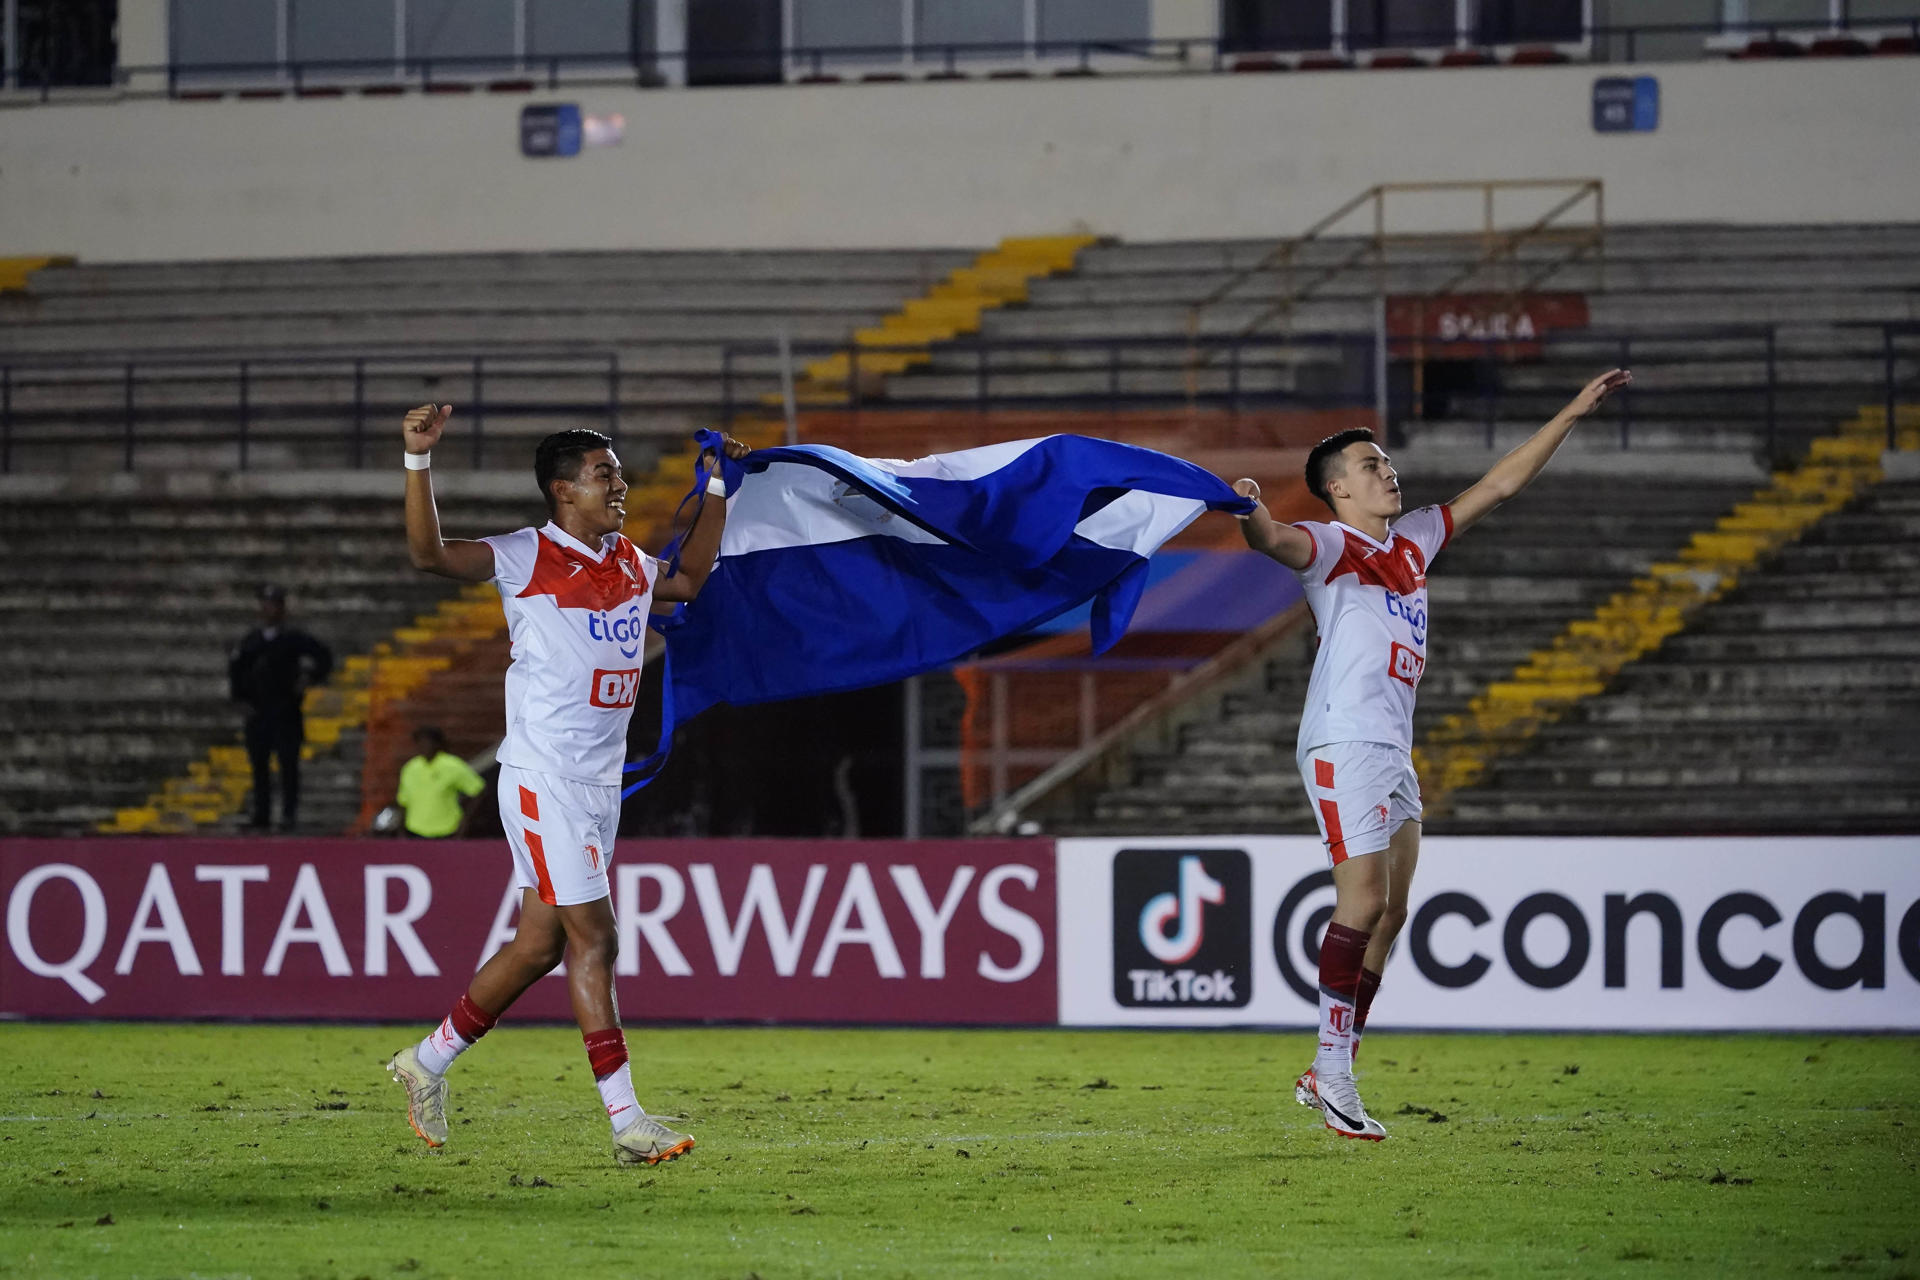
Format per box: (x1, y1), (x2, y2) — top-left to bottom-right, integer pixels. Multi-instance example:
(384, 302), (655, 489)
(394, 726), (486, 839)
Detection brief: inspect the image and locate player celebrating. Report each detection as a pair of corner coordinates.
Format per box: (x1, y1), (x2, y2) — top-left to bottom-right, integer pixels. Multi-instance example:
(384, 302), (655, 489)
(385, 404), (747, 1167)
(1232, 369), (1631, 1141)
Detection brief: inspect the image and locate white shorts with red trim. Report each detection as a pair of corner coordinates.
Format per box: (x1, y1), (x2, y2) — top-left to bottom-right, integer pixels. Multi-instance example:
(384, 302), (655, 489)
(1298, 741), (1422, 867)
(496, 762), (617, 907)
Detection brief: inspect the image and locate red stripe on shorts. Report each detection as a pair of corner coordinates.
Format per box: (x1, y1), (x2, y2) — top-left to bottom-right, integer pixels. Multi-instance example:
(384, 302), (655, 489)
(1314, 758), (1335, 789)
(518, 785), (540, 821)
(1318, 798), (1349, 865)
(524, 829), (557, 905)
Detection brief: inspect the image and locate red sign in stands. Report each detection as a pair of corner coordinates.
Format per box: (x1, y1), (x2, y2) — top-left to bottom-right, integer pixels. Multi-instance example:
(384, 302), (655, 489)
(1385, 293), (1590, 359)
(0, 839), (1055, 1024)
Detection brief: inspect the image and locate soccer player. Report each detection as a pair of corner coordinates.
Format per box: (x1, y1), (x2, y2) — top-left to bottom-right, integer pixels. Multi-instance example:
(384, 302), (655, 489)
(385, 403), (747, 1167)
(1231, 369), (1631, 1141)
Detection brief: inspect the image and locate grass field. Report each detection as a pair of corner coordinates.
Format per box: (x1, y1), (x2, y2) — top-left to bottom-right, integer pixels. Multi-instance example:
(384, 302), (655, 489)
(1, 1025), (1915, 1279)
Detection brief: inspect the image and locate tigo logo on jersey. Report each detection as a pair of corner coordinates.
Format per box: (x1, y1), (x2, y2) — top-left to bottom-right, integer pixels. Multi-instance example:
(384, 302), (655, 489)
(588, 604), (647, 659)
(1111, 849), (1251, 1007)
(590, 668), (641, 708)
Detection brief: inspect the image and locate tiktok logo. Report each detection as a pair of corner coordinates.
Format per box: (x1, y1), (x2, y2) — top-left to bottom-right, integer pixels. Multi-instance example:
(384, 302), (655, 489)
(1138, 856), (1225, 964)
(1112, 848), (1253, 1009)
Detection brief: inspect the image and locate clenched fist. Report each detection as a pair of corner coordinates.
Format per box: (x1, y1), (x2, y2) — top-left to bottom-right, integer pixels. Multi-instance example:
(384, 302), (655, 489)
(403, 403), (452, 455)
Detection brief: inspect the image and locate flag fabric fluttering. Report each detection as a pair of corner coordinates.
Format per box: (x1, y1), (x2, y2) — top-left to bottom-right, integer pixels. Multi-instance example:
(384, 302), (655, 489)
(623, 430), (1254, 793)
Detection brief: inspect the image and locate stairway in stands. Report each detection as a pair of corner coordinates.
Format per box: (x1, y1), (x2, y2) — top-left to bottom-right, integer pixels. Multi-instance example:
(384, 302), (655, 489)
(1444, 461), (1920, 834)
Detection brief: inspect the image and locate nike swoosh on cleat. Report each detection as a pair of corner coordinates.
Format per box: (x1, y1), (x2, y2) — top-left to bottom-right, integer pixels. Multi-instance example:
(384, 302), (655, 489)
(1322, 1098), (1364, 1131)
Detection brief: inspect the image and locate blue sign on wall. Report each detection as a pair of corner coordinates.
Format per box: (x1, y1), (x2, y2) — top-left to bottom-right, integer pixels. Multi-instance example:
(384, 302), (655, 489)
(1592, 76), (1659, 133)
(520, 104), (583, 158)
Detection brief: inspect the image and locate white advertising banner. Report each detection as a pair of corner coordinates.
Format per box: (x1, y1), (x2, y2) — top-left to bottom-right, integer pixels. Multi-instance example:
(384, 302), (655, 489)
(1057, 836), (1920, 1031)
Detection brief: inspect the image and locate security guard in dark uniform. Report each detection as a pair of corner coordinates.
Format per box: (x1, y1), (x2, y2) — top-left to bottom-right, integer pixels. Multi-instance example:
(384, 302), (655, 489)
(228, 584), (334, 831)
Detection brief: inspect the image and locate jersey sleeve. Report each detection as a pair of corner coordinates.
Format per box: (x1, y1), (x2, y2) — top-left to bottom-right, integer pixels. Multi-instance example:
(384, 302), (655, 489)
(1393, 505), (1454, 565)
(1287, 521), (1346, 582)
(479, 527), (539, 594)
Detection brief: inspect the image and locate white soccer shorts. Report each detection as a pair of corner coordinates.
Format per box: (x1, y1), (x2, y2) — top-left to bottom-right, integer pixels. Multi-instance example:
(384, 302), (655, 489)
(1298, 741), (1423, 866)
(496, 761), (617, 907)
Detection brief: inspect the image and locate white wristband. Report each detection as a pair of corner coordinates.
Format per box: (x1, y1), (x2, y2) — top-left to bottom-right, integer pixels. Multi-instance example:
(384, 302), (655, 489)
(404, 451), (431, 470)
(706, 475), (727, 497)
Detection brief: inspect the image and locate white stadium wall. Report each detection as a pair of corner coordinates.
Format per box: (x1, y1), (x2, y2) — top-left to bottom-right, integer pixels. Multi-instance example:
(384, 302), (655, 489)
(4, 56), (1920, 262)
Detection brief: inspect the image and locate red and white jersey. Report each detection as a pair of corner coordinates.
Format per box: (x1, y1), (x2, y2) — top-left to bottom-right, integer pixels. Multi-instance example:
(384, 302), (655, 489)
(1291, 505), (1453, 756)
(479, 522), (660, 786)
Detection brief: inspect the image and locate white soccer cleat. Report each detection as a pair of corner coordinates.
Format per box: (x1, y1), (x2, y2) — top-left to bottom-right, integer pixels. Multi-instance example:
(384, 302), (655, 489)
(612, 1115), (695, 1167)
(1294, 1065), (1324, 1109)
(1315, 1068), (1387, 1141)
(387, 1045), (450, 1148)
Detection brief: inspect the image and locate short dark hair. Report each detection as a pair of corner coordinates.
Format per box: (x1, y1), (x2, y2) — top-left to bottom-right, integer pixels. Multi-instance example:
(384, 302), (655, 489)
(533, 430), (614, 512)
(412, 726), (446, 753)
(1304, 428), (1380, 511)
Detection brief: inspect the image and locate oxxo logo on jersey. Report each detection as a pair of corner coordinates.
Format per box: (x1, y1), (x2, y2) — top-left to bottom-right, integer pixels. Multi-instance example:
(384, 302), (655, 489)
(1111, 849), (1251, 1007)
(588, 604), (647, 660)
(590, 668), (640, 709)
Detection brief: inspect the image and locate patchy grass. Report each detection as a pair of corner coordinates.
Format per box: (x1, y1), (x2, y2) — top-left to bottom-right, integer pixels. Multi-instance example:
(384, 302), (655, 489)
(1, 1026), (1915, 1278)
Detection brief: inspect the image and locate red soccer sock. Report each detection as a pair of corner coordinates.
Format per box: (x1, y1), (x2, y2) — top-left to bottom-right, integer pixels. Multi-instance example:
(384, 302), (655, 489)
(450, 993), (500, 1042)
(583, 1028), (641, 1130)
(416, 992), (500, 1075)
(582, 1028), (628, 1080)
(1315, 923), (1372, 1070)
(1352, 967), (1383, 1061)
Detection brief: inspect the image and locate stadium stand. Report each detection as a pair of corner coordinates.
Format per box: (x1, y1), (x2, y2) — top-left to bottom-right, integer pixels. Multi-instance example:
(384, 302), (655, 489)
(892, 222), (1920, 463)
(4, 221), (1917, 836)
(0, 481), (538, 834)
(985, 413), (1918, 837)
(1445, 451), (1920, 835)
(0, 248), (973, 471)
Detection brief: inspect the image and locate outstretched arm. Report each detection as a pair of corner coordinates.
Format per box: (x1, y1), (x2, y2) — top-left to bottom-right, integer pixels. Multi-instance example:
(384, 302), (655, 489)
(402, 403), (496, 583)
(1231, 478), (1318, 571)
(653, 434), (751, 603)
(1447, 369), (1632, 536)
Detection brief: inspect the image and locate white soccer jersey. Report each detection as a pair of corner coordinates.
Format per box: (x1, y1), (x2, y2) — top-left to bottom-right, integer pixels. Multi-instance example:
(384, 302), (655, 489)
(480, 522), (660, 786)
(1291, 505), (1452, 756)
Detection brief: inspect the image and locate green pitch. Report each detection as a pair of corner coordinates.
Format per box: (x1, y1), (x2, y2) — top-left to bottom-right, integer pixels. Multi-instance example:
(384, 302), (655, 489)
(2, 1025), (1914, 1279)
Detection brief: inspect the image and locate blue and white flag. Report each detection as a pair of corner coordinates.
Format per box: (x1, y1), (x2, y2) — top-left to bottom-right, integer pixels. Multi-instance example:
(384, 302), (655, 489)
(624, 431), (1253, 792)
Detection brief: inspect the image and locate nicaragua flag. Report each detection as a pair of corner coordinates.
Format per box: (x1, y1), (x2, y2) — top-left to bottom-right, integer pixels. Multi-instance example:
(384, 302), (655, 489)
(624, 430), (1254, 792)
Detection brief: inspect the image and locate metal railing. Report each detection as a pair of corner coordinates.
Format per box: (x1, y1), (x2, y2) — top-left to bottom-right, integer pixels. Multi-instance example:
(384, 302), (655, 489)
(1185, 180), (1605, 361)
(0, 349), (621, 472)
(1391, 324), (1920, 455)
(5, 15), (1918, 102)
(5, 322), (1913, 473)
(719, 333), (1378, 433)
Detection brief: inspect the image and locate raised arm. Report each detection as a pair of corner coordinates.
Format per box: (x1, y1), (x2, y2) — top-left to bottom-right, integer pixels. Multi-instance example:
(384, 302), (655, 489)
(1446, 369), (1632, 537)
(1231, 478), (1318, 571)
(402, 403), (497, 583)
(653, 434), (751, 603)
